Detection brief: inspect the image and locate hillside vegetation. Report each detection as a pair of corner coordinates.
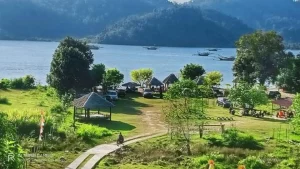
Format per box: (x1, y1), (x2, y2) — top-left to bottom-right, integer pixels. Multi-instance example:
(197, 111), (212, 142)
(191, 0), (300, 42)
(98, 7), (253, 47)
(0, 0), (170, 39)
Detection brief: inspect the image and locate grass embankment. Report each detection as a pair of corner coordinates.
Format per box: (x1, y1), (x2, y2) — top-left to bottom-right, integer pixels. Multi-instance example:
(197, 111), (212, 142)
(0, 88), (165, 169)
(97, 100), (300, 169)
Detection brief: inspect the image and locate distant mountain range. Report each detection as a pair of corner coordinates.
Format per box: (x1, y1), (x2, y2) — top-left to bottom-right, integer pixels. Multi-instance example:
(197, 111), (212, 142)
(191, 0), (300, 43)
(0, 0), (300, 45)
(97, 7), (252, 47)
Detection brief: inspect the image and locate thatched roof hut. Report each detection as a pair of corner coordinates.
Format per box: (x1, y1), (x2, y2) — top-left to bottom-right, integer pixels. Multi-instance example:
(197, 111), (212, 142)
(272, 98), (293, 108)
(73, 92), (114, 109)
(163, 74), (179, 84)
(73, 92), (115, 123)
(122, 82), (140, 87)
(148, 77), (163, 86)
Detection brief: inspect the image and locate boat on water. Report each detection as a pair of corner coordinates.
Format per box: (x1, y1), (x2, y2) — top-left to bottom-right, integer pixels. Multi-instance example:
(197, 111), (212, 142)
(218, 56), (235, 61)
(146, 46), (158, 50)
(207, 48), (218, 51)
(197, 52), (210, 56)
(87, 45), (100, 50)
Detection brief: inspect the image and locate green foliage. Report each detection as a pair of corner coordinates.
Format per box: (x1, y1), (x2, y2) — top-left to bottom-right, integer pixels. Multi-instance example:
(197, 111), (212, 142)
(105, 68), (124, 88)
(228, 82), (268, 108)
(239, 156), (268, 169)
(50, 104), (67, 114)
(91, 64), (106, 86)
(130, 68), (153, 86)
(292, 94), (300, 133)
(0, 112), (25, 169)
(275, 158), (297, 169)
(0, 97), (9, 104)
(164, 80), (205, 155)
(76, 124), (112, 140)
(1, 75), (36, 89)
(47, 37), (94, 95)
(233, 31), (288, 85)
(222, 128), (262, 149)
(180, 63), (205, 80)
(204, 71), (223, 86)
(276, 54), (300, 93)
(0, 79), (10, 89)
(60, 91), (75, 108)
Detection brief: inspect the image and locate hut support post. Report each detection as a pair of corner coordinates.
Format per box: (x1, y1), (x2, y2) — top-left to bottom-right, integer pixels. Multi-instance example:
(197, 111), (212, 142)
(110, 107), (112, 121)
(73, 106), (76, 130)
(84, 109), (87, 118)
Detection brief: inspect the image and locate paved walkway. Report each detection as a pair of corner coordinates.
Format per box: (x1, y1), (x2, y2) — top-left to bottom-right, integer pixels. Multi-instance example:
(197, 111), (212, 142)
(65, 132), (166, 169)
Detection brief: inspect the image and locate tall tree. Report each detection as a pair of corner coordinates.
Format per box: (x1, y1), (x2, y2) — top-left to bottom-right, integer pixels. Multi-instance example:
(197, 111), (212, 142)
(276, 54), (300, 93)
(90, 64), (106, 86)
(180, 63), (205, 80)
(105, 68), (124, 88)
(233, 31), (287, 85)
(47, 37), (94, 95)
(130, 68), (153, 86)
(228, 82), (268, 109)
(164, 80), (205, 155)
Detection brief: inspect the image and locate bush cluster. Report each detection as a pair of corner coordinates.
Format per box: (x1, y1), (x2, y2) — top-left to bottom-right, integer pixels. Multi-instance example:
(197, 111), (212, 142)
(0, 75), (35, 89)
(76, 124), (112, 140)
(0, 97), (9, 104)
(206, 128), (262, 150)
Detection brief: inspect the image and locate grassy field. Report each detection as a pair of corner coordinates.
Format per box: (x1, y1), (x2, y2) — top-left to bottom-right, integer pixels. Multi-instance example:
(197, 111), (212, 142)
(1, 88), (299, 169)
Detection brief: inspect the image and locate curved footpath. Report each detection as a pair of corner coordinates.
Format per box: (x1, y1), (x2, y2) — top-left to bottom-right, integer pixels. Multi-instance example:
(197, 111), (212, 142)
(65, 132), (166, 169)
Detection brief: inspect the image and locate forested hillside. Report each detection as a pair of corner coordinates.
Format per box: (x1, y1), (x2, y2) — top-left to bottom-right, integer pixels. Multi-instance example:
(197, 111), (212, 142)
(0, 0), (170, 39)
(98, 7), (253, 47)
(191, 0), (300, 42)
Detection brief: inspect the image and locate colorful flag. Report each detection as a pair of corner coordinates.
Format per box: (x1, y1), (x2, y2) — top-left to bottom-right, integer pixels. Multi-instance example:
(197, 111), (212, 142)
(39, 111), (45, 141)
(208, 160), (215, 169)
(238, 165), (246, 169)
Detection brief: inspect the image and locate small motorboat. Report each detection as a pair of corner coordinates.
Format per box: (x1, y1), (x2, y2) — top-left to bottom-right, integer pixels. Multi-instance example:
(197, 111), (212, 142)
(197, 52), (210, 56)
(87, 45), (100, 50)
(218, 56), (235, 61)
(207, 48), (218, 51)
(146, 46), (158, 50)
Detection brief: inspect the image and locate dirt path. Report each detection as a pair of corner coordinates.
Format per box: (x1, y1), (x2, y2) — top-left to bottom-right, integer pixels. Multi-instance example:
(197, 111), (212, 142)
(140, 107), (167, 132)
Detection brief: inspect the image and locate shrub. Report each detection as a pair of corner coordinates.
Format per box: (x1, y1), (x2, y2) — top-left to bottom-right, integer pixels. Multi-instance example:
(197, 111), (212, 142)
(76, 124), (112, 140)
(239, 156), (268, 169)
(22, 75), (35, 89)
(275, 158), (297, 169)
(0, 97), (9, 104)
(0, 78), (10, 89)
(50, 104), (66, 114)
(222, 128), (262, 150)
(10, 77), (24, 89)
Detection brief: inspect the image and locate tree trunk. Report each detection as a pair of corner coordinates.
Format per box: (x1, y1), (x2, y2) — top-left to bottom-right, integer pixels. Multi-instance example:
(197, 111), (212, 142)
(186, 140), (191, 155)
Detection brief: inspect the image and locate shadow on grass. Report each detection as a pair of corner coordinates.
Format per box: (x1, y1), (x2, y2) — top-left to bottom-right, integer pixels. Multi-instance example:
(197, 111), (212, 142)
(78, 118), (136, 131)
(254, 117), (289, 123)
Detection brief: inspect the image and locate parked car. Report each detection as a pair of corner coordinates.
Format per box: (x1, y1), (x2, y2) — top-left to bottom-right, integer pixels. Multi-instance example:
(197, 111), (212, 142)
(267, 91), (281, 99)
(143, 88), (153, 98)
(216, 97), (231, 108)
(106, 90), (118, 101)
(117, 89), (126, 98)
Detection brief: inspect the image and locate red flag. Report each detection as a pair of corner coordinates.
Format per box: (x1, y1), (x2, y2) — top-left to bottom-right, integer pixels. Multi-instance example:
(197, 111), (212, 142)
(39, 111), (45, 141)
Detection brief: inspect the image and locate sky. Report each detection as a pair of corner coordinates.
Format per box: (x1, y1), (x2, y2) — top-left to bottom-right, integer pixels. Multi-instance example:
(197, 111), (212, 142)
(170, 0), (191, 4)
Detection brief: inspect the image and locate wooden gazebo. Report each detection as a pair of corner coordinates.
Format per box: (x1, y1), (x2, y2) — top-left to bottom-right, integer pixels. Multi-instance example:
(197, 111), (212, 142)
(148, 77), (163, 87)
(163, 73), (179, 90)
(73, 92), (115, 125)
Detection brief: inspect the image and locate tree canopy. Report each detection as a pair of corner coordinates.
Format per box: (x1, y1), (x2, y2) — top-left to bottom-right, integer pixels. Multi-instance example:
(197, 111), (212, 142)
(180, 63), (205, 80)
(276, 54), (300, 93)
(47, 37), (94, 95)
(90, 64), (106, 86)
(292, 94), (300, 133)
(105, 68), (124, 88)
(130, 68), (153, 86)
(204, 71), (223, 86)
(233, 31), (288, 85)
(228, 82), (268, 109)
